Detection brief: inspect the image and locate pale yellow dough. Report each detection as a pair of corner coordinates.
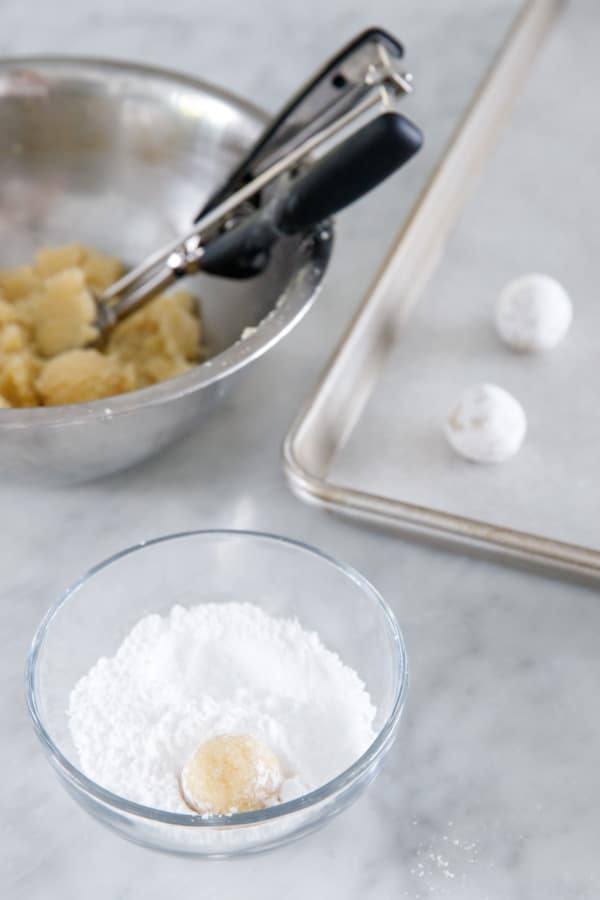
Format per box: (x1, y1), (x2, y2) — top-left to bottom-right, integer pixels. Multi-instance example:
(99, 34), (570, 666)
(32, 268), (98, 357)
(36, 349), (136, 406)
(0, 244), (202, 407)
(181, 734), (283, 815)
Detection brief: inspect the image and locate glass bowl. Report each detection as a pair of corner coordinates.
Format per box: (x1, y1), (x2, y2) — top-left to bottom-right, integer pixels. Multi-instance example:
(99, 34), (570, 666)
(26, 530), (407, 857)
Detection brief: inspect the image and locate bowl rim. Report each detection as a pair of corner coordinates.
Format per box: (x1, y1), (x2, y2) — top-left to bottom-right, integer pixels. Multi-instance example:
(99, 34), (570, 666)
(26, 528), (408, 828)
(0, 56), (333, 429)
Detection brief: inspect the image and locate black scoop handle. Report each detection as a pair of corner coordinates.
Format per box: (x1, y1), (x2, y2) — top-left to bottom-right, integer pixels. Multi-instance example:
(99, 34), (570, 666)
(278, 112), (422, 232)
(200, 112), (423, 278)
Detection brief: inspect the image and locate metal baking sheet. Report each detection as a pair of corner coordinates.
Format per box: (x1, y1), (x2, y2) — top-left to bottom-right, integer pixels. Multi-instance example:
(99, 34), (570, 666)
(283, 0), (600, 580)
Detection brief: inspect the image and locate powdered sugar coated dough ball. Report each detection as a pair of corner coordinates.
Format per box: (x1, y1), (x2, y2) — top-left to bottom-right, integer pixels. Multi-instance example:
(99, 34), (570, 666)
(494, 273), (572, 351)
(445, 383), (526, 463)
(181, 733), (283, 815)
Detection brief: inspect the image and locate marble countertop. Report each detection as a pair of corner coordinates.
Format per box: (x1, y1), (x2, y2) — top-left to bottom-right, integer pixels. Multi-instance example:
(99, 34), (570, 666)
(3, 1), (599, 897)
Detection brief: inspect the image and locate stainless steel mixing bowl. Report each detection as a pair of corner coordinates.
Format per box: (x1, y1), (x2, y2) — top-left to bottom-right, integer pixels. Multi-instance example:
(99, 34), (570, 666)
(0, 58), (332, 483)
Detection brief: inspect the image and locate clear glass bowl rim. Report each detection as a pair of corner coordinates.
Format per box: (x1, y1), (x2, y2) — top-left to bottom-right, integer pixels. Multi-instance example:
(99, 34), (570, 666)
(26, 529), (408, 828)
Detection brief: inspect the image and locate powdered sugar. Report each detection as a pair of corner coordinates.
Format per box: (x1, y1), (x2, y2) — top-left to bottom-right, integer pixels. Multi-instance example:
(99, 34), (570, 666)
(68, 602), (376, 814)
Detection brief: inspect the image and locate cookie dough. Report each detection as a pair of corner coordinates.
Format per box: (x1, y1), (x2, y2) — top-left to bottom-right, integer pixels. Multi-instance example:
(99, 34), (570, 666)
(36, 349), (136, 406)
(0, 244), (202, 407)
(494, 273), (572, 352)
(445, 383), (527, 463)
(181, 734), (283, 815)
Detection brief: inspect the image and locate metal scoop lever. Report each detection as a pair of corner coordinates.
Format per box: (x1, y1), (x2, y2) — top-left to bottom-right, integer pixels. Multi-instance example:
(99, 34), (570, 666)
(198, 27), (412, 215)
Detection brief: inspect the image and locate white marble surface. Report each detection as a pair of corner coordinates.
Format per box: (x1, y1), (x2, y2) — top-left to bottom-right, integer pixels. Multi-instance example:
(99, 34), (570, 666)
(2, 1), (600, 898)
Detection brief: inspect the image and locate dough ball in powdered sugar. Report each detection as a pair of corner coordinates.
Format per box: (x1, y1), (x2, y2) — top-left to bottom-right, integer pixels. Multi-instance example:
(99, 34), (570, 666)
(181, 733), (283, 815)
(494, 273), (572, 352)
(444, 383), (526, 463)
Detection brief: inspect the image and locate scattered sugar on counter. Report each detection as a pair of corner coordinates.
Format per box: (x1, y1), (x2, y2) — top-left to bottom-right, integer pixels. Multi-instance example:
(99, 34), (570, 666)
(68, 602), (376, 814)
